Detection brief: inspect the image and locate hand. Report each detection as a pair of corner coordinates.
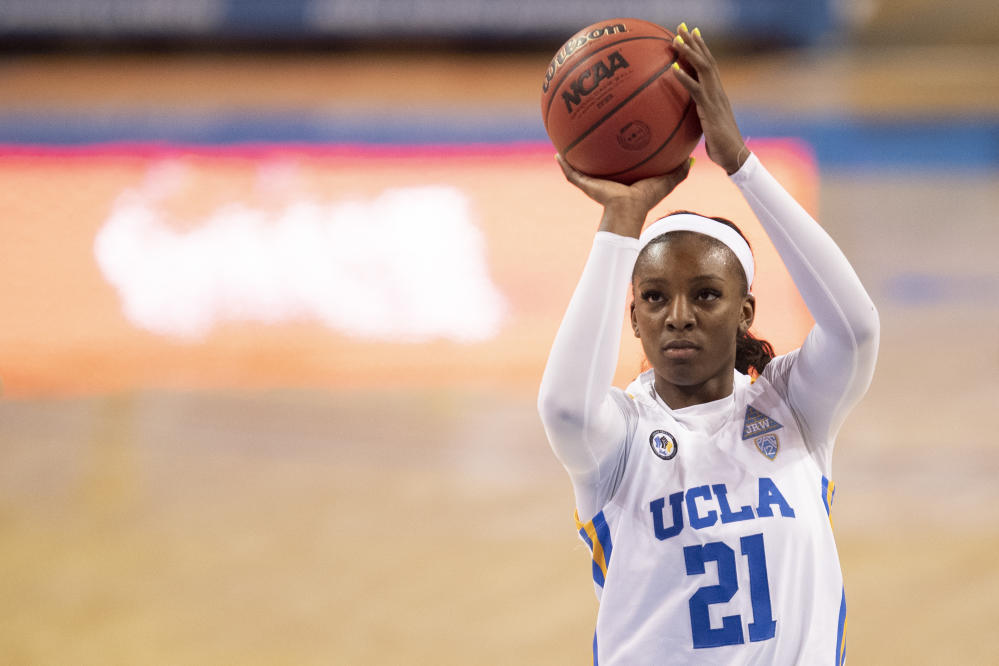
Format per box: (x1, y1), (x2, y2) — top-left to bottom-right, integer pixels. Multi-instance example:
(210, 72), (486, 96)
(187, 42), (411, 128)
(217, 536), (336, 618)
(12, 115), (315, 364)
(670, 25), (748, 175)
(556, 153), (692, 238)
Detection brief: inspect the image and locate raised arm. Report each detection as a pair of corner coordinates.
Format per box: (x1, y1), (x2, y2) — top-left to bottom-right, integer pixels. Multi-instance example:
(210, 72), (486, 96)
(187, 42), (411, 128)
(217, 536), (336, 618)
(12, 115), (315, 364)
(538, 157), (690, 519)
(673, 26), (880, 472)
(734, 155), (879, 470)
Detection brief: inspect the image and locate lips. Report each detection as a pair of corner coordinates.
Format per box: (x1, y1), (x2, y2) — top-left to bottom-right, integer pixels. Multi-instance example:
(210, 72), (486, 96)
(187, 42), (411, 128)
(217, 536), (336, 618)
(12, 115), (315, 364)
(664, 340), (700, 350)
(662, 339), (700, 360)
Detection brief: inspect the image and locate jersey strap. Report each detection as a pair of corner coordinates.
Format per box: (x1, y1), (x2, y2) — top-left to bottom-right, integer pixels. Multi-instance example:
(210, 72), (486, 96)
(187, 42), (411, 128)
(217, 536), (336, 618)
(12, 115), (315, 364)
(824, 475), (847, 665)
(836, 587), (848, 666)
(821, 475), (837, 527)
(574, 509), (613, 588)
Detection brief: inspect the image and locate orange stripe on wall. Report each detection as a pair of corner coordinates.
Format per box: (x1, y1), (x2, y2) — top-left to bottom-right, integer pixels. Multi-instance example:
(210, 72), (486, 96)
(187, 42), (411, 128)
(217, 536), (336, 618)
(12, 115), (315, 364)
(0, 141), (814, 397)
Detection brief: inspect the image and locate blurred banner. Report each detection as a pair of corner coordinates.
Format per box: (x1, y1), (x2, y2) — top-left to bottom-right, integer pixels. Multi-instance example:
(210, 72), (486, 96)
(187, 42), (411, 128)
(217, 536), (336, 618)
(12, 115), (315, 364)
(0, 0), (836, 46)
(0, 140), (814, 398)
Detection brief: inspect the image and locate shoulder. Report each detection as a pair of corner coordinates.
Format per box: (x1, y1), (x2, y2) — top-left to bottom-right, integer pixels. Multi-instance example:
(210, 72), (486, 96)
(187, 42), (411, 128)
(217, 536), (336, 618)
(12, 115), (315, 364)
(621, 370), (657, 410)
(737, 366), (798, 433)
(760, 349), (800, 399)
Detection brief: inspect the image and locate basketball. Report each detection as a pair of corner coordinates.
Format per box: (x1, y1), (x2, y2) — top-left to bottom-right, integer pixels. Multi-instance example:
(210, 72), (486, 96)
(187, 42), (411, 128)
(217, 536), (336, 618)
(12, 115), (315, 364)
(541, 18), (702, 184)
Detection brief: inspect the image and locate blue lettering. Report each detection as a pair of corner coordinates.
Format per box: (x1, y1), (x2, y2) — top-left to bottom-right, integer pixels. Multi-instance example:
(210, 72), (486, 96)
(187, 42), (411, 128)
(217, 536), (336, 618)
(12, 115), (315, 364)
(651, 491), (685, 540)
(756, 477), (796, 518)
(684, 541), (743, 647)
(651, 479), (795, 540)
(686, 485), (718, 529)
(712, 483), (755, 523)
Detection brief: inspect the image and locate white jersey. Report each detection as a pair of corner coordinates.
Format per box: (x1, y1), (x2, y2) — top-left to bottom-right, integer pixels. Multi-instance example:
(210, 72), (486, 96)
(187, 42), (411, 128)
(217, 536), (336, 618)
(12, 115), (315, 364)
(538, 153), (879, 665)
(575, 368), (845, 664)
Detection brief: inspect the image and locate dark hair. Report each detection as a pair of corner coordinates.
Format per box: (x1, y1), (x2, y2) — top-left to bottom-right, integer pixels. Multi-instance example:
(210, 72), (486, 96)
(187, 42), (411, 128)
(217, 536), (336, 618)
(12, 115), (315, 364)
(635, 211), (776, 376)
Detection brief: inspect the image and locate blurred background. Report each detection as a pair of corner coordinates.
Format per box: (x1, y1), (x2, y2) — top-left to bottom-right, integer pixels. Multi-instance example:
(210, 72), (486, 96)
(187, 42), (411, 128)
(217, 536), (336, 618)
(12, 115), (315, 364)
(1, 1), (997, 663)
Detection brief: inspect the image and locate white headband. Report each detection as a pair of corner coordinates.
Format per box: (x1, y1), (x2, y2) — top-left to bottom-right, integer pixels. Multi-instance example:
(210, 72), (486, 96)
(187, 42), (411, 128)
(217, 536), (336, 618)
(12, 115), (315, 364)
(638, 213), (755, 289)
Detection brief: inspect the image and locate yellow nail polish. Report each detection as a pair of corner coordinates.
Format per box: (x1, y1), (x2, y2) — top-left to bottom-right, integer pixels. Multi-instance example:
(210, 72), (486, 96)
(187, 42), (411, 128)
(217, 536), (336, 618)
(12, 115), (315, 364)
(678, 22), (688, 33)
(692, 27), (701, 38)
(690, 156), (696, 166)
(672, 62), (680, 72)
(674, 35), (685, 46)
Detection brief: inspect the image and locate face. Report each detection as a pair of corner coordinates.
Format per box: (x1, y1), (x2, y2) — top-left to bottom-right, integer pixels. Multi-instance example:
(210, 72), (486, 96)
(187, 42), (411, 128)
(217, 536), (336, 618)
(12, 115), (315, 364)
(631, 232), (755, 407)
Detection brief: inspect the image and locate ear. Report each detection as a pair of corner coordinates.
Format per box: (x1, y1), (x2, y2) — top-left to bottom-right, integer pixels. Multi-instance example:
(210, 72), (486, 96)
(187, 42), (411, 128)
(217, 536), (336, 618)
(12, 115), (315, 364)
(739, 294), (756, 335)
(630, 300), (640, 338)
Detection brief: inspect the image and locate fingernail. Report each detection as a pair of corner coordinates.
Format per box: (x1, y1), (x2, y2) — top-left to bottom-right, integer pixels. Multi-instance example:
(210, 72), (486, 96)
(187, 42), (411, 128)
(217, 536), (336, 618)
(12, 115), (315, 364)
(690, 156), (696, 166)
(678, 22), (688, 33)
(692, 27), (701, 38)
(672, 62), (680, 72)
(674, 35), (685, 46)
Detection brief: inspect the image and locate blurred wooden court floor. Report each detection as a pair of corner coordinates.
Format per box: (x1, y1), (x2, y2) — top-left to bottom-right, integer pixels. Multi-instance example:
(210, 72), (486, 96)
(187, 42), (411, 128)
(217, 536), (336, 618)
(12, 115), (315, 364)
(2, 46), (999, 664)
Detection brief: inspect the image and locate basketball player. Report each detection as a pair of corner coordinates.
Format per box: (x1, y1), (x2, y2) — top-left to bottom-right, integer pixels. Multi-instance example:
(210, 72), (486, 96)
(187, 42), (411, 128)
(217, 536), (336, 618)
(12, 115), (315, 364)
(537, 25), (879, 664)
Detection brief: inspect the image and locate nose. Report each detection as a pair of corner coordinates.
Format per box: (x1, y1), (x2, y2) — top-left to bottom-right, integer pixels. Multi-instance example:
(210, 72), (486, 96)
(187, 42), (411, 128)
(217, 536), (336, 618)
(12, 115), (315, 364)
(665, 296), (695, 331)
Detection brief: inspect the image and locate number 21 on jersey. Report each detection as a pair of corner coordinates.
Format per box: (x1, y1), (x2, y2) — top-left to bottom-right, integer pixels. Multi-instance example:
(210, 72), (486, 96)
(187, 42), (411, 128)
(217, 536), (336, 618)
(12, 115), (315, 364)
(683, 532), (776, 648)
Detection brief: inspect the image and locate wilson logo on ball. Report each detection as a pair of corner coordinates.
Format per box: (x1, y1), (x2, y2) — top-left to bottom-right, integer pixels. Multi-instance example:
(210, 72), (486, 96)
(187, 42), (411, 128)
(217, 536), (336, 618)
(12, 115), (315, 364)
(540, 17), (702, 184)
(561, 50), (630, 113)
(542, 22), (628, 93)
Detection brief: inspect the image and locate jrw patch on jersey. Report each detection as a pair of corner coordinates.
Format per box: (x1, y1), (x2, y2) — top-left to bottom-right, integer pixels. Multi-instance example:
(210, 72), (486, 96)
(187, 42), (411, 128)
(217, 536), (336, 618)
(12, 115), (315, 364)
(741, 405), (783, 439)
(743, 406), (783, 460)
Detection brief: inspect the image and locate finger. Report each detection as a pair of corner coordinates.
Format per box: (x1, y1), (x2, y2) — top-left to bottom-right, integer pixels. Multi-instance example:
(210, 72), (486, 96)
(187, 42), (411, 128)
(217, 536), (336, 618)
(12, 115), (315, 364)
(659, 161), (691, 195)
(674, 22), (702, 62)
(554, 152), (568, 173)
(556, 153), (614, 200)
(633, 156), (692, 198)
(671, 60), (700, 97)
(668, 156), (693, 185)
(674, 23), (707, 60)
(672, 32), (710, 74)
(687, 26), (717, 67)
(555, 153), (583, 184)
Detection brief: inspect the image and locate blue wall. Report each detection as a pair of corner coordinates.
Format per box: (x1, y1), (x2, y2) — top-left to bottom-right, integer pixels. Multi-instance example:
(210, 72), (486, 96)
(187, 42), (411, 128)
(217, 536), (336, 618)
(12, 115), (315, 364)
(1, 0), (836, 46)
(1, 110), (996, 171)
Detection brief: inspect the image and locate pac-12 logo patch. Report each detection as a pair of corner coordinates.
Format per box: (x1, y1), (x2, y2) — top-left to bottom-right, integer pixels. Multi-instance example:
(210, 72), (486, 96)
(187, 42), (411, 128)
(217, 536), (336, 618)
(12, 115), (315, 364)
(649, 430), (678, 460)
(742, 405), (783, 440)
(754, 433), (780, 460)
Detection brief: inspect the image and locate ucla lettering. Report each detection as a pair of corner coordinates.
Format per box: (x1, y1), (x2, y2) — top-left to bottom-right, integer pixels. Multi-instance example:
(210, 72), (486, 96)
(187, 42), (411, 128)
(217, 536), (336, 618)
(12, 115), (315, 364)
(560, 50), (630, 113)
(686, 485), (717, 529)
(650, 478), (795, 541)
(650, 491), (685, 540)
(756, 477), (796, 518)
(542, 23), (628, 93)
(712, 483), (755, 523)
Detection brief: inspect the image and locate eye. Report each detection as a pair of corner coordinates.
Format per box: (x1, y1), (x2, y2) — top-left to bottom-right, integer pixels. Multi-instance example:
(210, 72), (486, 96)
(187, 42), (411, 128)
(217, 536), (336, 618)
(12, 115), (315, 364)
(696, 289), (721, 301)
(641, 290), (664, 303)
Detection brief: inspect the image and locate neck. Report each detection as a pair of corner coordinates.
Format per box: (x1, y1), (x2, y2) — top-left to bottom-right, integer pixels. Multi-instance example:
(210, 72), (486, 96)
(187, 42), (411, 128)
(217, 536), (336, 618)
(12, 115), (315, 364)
(653, 372), (735, 410)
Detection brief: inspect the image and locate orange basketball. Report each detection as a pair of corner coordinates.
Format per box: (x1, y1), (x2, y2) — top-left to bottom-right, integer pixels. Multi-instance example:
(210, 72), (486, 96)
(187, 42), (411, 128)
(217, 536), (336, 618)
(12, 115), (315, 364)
(541, 18), (702, 184)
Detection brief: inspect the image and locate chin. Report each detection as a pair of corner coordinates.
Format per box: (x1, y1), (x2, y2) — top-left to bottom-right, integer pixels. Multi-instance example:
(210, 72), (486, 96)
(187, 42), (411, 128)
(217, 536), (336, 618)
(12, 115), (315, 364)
(655, 356), (733, 389)
(657, 364), (705, 386)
